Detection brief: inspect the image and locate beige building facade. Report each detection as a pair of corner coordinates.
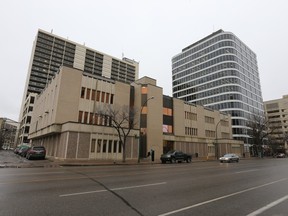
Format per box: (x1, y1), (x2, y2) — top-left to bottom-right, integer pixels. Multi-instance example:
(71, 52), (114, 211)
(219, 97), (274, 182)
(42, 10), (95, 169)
(264, 95), (288, 153)
(29, 66), (243, 162)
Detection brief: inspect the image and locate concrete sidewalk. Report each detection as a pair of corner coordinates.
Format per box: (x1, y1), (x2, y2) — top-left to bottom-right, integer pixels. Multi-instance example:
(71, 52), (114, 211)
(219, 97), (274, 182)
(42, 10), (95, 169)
(52, 157), (208, 167)
(0, 150), (210, 168)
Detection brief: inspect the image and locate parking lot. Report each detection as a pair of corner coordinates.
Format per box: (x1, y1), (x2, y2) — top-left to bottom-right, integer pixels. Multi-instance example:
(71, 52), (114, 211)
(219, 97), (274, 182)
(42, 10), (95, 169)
(0, 150), (55, 168)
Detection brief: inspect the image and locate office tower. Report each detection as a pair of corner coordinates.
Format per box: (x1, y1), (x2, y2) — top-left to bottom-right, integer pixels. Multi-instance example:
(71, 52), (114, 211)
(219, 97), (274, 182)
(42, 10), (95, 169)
(18, 29), (139, 144)
(172, 29), (264, 147)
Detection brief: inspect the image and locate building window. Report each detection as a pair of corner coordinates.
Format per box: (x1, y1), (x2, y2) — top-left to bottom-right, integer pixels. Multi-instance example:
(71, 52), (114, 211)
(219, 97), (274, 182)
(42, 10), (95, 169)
(81, 87), (85, 98)
(113, 140), (118, 153)
(99, 115), (104, 125)
(84, 112), (88, 123)
(192, 128), (198, 136)
(97, 139), (101, 153)
(91, 139), (96, 153)
(86, 88), (91, 100)
(89, 113), (93, 124)
(185, 127), (198, 136)
(91, 90), (96, 101)
(110, 94), (114, 104)
(106, 93), (110, 103)
(185, 111), (197, 120)
(78, 111), (83, 122)
(163, 108), (172, 116)
(96, 91), (101, 101)
(141, 107), (148, 114)
(163, 125), (173, 133)
(108, 140), (112, 153)
(101, 92), (105, 102)
(205, 130), (215, 138)
(26, 116), (31, 124)
(205, 116), (215, 124)
(104, 115), (108, 126)
(103, 140), (107, 153)
(141, 86), (148, 94)
(30, 97), (35, 104)
(94, 114), (99, 125)
(119, 141), (122, 153)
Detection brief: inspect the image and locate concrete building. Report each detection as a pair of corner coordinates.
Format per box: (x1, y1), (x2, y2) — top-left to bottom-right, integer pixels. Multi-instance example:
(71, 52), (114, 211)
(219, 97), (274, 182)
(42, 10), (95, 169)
(0, 118), (19, 150)
(264, 95), (288, 154)
(29, 66), (243, 162)
(172, 29), (264, 151)
(19, 29), (139, 145)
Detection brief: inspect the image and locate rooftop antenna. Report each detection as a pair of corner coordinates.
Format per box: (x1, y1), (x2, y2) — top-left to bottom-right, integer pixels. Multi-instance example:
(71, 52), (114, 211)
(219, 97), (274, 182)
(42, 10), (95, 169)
(51, 29), (53, 34)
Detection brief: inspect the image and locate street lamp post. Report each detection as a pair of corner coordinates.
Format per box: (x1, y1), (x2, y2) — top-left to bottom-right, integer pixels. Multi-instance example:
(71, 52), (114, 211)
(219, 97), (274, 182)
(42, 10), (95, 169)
(138, 96), (154, 163)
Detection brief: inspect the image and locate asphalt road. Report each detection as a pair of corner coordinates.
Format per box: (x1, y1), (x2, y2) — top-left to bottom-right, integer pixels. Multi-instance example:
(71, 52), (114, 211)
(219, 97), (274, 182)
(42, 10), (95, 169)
(0, 158), (288, 216)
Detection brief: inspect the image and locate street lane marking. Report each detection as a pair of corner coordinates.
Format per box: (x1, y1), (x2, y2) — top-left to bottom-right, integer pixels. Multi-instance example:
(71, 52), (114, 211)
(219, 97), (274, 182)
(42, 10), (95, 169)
(59, 182), (167, 197)
(235, 169), (259, 174)
(158, 178), (288, 216)
(246, 195), (288, 216)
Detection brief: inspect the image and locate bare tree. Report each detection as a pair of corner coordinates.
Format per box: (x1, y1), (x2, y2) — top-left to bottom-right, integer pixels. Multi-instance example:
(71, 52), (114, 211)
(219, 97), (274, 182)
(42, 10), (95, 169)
(98, 104), (138, 162)
(247, 114), (276, 157)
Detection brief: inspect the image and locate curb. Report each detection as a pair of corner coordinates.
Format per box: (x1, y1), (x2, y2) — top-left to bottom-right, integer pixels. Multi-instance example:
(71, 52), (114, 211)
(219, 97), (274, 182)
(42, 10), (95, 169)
(1, 157), (261, 168)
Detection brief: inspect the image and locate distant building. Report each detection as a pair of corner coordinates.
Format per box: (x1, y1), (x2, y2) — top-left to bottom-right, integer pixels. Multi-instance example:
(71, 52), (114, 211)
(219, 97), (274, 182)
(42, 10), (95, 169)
(18, 29), (139, 145)
(29, 66), (243, 162)
(0, 118), (18, 149)
(264, 95), (288, 154)
(172, 29), (264, 151)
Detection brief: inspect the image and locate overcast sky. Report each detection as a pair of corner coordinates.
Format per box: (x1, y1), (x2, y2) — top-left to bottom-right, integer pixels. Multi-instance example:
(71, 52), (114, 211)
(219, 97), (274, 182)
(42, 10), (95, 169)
(1, 0), (288, 121)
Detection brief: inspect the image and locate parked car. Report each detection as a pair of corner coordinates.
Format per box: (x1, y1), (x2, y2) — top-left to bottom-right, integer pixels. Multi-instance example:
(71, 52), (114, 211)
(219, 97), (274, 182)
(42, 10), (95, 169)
(275, 153), (286, 158)
(219, 153), (239, 163)
(18, 146), (30, 157)
(14, 146), (21, 154)
(160, 150), (192, 163)
(14, 144), (29, 154)
(26, 146), (46, 160)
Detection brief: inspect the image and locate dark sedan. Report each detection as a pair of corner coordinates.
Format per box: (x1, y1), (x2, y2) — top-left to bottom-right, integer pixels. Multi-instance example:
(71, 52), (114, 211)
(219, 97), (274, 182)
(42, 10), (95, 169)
(26, 146), (46, 160)
(160, 150), (192, 163)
